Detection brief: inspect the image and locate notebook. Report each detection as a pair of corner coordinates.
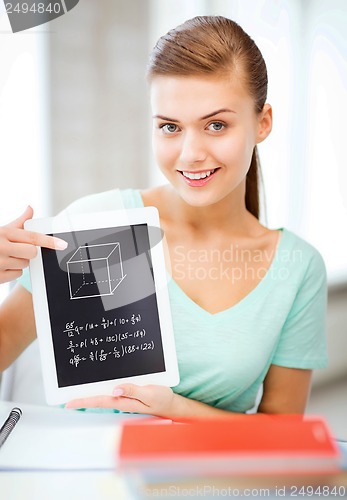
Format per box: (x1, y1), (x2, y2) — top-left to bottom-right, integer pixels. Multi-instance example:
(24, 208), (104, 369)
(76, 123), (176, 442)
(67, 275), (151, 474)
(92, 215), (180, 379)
(118, 415), (341, 476)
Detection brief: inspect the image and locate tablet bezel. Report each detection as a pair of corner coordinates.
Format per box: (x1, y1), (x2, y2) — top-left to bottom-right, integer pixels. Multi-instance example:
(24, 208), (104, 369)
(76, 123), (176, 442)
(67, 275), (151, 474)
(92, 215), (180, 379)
(25, 207), (179, 405)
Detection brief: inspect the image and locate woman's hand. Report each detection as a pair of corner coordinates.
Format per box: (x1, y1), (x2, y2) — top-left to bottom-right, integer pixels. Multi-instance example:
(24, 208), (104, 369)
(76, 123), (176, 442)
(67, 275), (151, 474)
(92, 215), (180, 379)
(0, 206), (67, 284)
(65, 384), (177, 418)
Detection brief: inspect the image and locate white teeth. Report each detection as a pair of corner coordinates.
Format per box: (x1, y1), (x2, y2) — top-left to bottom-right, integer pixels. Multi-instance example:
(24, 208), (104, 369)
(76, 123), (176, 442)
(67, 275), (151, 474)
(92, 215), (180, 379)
(182, 169), (215, 180)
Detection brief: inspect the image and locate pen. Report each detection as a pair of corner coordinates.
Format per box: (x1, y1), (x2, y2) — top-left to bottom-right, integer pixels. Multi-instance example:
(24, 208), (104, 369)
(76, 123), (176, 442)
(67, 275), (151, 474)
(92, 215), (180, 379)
(0, 407), (22, 448)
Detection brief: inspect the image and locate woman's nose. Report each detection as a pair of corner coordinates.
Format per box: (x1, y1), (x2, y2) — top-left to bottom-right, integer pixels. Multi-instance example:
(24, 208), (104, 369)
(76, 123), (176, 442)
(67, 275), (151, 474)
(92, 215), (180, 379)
(179, 131), (207, 164)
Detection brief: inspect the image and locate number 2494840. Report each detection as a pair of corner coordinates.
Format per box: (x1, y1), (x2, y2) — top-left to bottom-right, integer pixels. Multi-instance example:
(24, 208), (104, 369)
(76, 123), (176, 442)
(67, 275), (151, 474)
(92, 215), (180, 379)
(5, 3), (62, 14)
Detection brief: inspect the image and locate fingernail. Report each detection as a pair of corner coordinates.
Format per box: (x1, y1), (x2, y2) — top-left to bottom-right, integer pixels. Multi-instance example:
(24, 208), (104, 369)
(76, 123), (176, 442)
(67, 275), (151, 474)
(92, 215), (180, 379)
(113, 388), (124, 397)
(54, 238), (68, 250)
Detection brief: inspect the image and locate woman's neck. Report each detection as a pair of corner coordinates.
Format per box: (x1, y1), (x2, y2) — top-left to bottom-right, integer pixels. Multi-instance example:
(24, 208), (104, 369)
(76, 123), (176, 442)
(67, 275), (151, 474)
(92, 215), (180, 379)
(161, 183), (257, 238)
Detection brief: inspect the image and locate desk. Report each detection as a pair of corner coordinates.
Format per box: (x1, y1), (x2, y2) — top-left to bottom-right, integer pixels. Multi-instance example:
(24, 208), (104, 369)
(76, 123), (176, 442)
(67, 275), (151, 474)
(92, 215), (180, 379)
(0, 401), (144, 499)
(0, 400), (146, 471)
(0, 471), (130, 500)
(1, 402), (346, 500)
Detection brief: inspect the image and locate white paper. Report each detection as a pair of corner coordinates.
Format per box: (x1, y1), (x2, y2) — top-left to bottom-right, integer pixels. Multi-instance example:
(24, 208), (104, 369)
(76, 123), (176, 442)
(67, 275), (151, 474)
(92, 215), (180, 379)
(0, 401), (147, 471)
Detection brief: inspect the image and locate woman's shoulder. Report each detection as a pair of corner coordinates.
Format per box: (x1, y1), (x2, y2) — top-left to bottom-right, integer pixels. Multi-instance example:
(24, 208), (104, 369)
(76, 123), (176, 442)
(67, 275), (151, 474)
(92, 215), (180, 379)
(63, 186), (169, 214)
(278, 227), (326, 278)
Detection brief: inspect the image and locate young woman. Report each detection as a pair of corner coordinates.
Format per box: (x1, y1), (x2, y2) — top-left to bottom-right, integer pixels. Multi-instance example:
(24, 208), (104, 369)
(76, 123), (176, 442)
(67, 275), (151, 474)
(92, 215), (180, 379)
(0, 16), (327, 419)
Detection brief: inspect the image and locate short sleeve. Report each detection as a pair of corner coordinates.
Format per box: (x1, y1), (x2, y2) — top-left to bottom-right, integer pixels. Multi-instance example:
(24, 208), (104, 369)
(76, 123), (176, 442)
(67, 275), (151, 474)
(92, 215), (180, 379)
(271, 249), (328, 369)
(17, 267), (32, 292)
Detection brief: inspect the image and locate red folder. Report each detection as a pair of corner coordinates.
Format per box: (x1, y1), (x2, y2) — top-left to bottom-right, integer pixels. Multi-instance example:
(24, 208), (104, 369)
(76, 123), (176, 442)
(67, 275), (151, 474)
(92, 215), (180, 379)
(118, 415), (341, 476)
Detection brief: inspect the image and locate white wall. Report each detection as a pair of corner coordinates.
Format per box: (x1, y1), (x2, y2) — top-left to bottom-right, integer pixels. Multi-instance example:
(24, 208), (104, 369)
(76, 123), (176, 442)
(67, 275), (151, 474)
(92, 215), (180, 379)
(47, 0), (150, 213)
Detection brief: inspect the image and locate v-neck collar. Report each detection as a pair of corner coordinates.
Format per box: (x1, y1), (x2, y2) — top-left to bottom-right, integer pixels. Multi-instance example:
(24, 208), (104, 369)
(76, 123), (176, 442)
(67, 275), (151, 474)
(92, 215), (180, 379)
(167, 228), (288, 320)
(135, 189), (289, 320)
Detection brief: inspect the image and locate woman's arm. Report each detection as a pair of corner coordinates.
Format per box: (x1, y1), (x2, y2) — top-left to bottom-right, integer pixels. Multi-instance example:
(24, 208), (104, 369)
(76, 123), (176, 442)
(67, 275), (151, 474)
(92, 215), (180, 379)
(0, 207), (68, 371)
(65, 384), (242, 418)
(0, 284), (37, 372)
(258, 364), (312, 414)
(66, 364), (312, 419)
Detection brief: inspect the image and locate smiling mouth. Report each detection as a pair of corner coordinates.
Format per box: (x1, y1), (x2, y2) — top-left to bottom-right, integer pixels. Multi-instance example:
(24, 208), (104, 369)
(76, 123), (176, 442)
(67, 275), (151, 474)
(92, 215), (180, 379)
(178, 168), (220, 180)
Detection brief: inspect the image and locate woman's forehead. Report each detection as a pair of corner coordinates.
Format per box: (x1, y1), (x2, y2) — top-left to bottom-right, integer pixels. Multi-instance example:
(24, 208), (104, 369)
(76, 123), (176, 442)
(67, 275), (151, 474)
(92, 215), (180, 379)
(150, 75), (253, 117)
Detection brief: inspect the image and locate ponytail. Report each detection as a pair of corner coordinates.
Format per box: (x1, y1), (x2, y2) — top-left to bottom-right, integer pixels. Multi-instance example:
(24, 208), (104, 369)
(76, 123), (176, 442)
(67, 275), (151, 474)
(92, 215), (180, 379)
(245, 146), (260, 219)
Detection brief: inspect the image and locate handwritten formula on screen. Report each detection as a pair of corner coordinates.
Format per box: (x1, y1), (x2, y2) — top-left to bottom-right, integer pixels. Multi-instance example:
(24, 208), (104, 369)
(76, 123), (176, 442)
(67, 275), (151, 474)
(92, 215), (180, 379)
(64, 314), (155, 368)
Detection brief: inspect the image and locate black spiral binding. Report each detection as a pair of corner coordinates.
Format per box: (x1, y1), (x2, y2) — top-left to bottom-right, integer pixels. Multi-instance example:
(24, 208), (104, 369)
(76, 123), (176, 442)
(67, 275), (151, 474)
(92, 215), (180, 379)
(0, 407), (22, 448)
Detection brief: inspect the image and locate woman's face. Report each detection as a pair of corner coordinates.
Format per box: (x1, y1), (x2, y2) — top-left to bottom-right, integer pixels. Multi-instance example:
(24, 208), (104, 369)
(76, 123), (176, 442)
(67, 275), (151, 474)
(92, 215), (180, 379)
(150, 74), (271, 208)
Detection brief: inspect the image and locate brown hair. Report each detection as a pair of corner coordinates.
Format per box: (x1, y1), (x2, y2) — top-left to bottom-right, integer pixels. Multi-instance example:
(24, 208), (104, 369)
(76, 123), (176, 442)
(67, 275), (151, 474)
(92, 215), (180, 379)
(147, 16), (268, 219)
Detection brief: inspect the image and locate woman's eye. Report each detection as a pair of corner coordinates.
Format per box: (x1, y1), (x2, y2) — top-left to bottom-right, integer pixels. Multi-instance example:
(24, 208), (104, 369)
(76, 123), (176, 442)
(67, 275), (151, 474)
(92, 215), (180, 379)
(208, 122), (225, 132)
(160, 123), (178, 134)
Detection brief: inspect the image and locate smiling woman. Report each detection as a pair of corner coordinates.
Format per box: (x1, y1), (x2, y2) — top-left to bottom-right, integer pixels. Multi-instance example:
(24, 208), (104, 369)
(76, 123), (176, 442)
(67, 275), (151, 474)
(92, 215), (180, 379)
(150, 75), (271, 209)
(0, 15), (327, 420)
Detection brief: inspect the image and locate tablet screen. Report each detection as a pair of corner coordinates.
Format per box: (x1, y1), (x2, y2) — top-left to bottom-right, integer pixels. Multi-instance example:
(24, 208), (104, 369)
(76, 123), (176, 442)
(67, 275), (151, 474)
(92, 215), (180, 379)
(42, 224), (165, 388)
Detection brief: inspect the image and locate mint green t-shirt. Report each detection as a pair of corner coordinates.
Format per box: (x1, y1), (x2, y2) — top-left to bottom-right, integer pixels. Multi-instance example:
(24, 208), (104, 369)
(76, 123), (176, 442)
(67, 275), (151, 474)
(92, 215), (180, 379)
(19, 188), (328, 413)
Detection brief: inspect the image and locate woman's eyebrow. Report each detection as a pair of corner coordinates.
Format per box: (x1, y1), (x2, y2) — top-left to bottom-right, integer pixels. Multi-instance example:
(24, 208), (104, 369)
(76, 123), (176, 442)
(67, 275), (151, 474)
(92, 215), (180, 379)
(153, 108), (236, 122)
(153, 114), (180, 122)
(200, 108), (237, 120)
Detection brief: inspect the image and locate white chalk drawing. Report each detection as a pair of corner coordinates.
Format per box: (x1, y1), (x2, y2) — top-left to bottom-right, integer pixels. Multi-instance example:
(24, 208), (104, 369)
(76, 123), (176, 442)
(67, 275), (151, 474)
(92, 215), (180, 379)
(67, 243), (126, 300)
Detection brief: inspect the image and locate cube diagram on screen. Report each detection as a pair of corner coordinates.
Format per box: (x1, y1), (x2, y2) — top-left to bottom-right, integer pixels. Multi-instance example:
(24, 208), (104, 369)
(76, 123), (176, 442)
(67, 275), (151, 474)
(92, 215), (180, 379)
(67, 242), (126, 300)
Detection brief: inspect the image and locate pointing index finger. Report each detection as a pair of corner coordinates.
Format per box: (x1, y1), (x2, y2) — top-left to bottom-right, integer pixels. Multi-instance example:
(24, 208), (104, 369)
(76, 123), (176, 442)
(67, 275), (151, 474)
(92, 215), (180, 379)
(31, 232), (68, 251)
(11, 228), (68, 250)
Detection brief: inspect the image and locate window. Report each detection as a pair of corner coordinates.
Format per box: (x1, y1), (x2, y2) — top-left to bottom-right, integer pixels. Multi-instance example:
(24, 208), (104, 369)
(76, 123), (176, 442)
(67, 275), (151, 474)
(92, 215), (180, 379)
(0, 17), (50, 303)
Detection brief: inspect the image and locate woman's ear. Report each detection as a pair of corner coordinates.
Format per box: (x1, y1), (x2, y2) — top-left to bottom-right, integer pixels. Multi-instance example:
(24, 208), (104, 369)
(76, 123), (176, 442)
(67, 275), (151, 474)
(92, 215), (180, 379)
(256, 104), (272, 144)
